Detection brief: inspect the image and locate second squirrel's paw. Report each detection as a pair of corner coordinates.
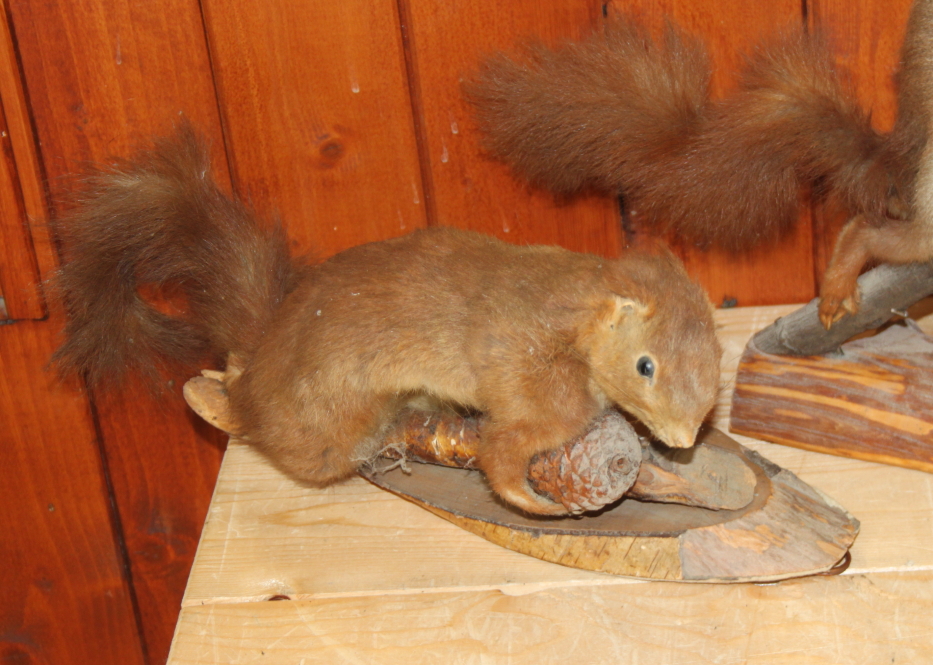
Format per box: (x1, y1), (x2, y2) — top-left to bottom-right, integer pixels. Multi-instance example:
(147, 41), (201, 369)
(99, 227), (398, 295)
(818, 286), (861, 330)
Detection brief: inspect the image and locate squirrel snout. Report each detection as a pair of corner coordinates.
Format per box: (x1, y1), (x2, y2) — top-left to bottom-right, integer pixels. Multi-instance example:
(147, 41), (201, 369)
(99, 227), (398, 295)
(656, 425), (699, 449)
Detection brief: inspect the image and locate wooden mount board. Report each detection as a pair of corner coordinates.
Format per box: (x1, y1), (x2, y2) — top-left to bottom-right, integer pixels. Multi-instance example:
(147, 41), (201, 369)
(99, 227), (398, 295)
(731, 320), (933, 472)
(361, 427), (859, 583)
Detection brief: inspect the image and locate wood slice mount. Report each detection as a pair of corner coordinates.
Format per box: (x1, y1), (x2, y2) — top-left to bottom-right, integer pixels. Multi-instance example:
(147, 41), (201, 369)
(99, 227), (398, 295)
(185, 373), (859, 582)
(731, 320), (933, 473)
(362, 427), (858, 583)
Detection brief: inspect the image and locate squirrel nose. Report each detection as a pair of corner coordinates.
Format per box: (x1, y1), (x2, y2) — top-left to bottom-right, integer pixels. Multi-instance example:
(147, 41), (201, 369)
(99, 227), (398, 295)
(659, 425), (698, 449)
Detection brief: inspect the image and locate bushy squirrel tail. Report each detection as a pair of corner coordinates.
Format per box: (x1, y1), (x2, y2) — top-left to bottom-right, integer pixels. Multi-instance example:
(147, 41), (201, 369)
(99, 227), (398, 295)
(466, 16), (901, 250)
(52, 123), (298, 387)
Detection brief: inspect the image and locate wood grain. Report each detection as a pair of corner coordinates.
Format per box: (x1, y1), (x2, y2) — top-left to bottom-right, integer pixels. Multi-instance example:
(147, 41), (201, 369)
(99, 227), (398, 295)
(400, 0), (622, 256)
(731, 322), (933, 472)
(0, 2), (45, 320)
(0, 0), (54, 288)
(6, 0), (230, 661)
(0, 97), (42, 319)
(201, 0), (427, 259)
(0, 317), (144, 665)
(169, 572), (933, 664)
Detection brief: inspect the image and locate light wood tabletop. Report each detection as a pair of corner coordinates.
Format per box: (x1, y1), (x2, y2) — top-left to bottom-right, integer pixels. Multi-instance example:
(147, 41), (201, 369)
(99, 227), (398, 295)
(168, 305), (933, 664)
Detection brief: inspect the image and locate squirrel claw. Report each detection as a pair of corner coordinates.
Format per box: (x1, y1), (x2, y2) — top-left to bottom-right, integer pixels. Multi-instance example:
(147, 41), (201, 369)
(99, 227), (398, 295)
(818, 289), (861, 330)
(496, 482), (571, 517)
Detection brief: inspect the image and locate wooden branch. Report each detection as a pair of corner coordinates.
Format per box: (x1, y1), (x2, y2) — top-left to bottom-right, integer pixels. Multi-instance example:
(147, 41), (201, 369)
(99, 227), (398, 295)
(753, 261), (933, 356)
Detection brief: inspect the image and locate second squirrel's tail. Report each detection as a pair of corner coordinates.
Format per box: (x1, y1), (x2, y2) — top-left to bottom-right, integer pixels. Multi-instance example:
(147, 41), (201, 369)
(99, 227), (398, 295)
(52, 124), (298, 387)
(466, 16), (894, 250)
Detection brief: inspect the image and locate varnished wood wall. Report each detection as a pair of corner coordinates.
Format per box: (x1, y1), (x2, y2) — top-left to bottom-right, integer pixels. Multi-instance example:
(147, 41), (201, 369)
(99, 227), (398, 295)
(0, 1), (912, 663)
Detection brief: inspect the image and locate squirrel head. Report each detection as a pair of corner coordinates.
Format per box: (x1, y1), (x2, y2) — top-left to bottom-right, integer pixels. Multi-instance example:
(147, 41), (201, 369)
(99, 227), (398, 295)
(579, 253), (721, 449)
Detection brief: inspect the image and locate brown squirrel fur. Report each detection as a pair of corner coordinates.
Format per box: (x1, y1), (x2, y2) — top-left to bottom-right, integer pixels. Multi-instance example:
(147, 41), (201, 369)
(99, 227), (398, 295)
(466, 3), (933, 328)
(52, 125), (721, 516)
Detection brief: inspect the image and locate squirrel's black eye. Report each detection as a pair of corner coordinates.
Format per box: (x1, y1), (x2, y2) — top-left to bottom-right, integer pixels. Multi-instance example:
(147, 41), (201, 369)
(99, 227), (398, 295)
(636, 356), (655, 379)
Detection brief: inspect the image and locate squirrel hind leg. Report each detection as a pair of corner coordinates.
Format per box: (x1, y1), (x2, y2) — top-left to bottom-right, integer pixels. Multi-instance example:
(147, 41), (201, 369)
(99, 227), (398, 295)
(235, 383), (401, 486)
(818, 213), (933, 329)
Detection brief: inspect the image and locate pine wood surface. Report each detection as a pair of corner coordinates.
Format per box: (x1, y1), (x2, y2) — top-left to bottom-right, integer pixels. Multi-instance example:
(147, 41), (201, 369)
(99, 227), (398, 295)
(0, 9), (35, 321)
(200, 0), (428, 259)
(0, 0), (51, 319)
(5, 1), (230, 661)
(0, 99), (40, 319)
(0, 2), (52, 288)
(168, 305), (933, 663)
(0, 317), (145, 664)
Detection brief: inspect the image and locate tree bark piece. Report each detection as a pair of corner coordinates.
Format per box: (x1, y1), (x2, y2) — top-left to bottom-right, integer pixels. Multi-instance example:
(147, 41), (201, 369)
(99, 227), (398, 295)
(379, 409), (483, 469)
(629, 442), (756, 511)
(753, 261), (933, 356)
(731, 321), (933, 472)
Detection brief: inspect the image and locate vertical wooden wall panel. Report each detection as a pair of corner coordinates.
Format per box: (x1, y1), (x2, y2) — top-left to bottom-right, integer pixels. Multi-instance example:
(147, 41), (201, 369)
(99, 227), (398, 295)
(0, 0), (52, 320)
(201, 0), (427, 259)
(0, 319), (145, 665)
(7, 1), (229, 662)
(399, 0), (622, 257)
(0, 98), (42, 319)
(809, 0), (914, 286)
(609, 0), (816, 306)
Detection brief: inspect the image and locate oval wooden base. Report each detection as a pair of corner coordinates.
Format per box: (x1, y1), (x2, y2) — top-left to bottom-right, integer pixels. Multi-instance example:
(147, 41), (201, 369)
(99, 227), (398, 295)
(361, 427), (859, 583)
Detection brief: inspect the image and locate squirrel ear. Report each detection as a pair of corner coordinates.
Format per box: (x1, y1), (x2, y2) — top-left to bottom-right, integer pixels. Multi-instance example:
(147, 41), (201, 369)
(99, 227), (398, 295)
(600, 295), (650, 329)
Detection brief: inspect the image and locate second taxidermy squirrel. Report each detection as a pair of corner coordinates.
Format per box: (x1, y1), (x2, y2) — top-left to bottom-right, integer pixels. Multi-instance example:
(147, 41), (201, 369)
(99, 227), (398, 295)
(467, 0), (933, 329)
(52, 126), (721, 516)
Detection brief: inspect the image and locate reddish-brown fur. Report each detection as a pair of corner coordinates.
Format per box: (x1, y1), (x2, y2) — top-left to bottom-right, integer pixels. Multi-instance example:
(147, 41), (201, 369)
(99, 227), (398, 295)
(52, 125), (300, 387)
(466, 6), (933, 327)
(53, 128), (721, 516)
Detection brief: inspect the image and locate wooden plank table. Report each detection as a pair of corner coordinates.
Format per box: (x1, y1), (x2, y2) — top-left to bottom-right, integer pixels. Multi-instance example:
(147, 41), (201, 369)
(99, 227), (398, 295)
(168, 305), (933, 664)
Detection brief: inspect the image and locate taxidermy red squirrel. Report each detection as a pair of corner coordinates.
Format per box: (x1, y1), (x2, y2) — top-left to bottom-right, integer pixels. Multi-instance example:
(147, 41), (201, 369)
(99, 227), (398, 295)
(466, 0), (933, 329)
(51, 126), (721, 516)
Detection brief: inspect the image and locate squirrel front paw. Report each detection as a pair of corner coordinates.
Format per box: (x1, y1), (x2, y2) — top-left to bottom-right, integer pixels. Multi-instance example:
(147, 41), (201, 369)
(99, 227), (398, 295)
(818, 282), (861, 330)
(495, 480), (573, 516)
(481, 455), (571, 516)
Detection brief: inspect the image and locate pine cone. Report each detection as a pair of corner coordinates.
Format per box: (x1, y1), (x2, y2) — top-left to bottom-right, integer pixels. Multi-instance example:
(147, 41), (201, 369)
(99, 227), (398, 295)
(382, 409), (641, 514)
(527, 411), (641, 513)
